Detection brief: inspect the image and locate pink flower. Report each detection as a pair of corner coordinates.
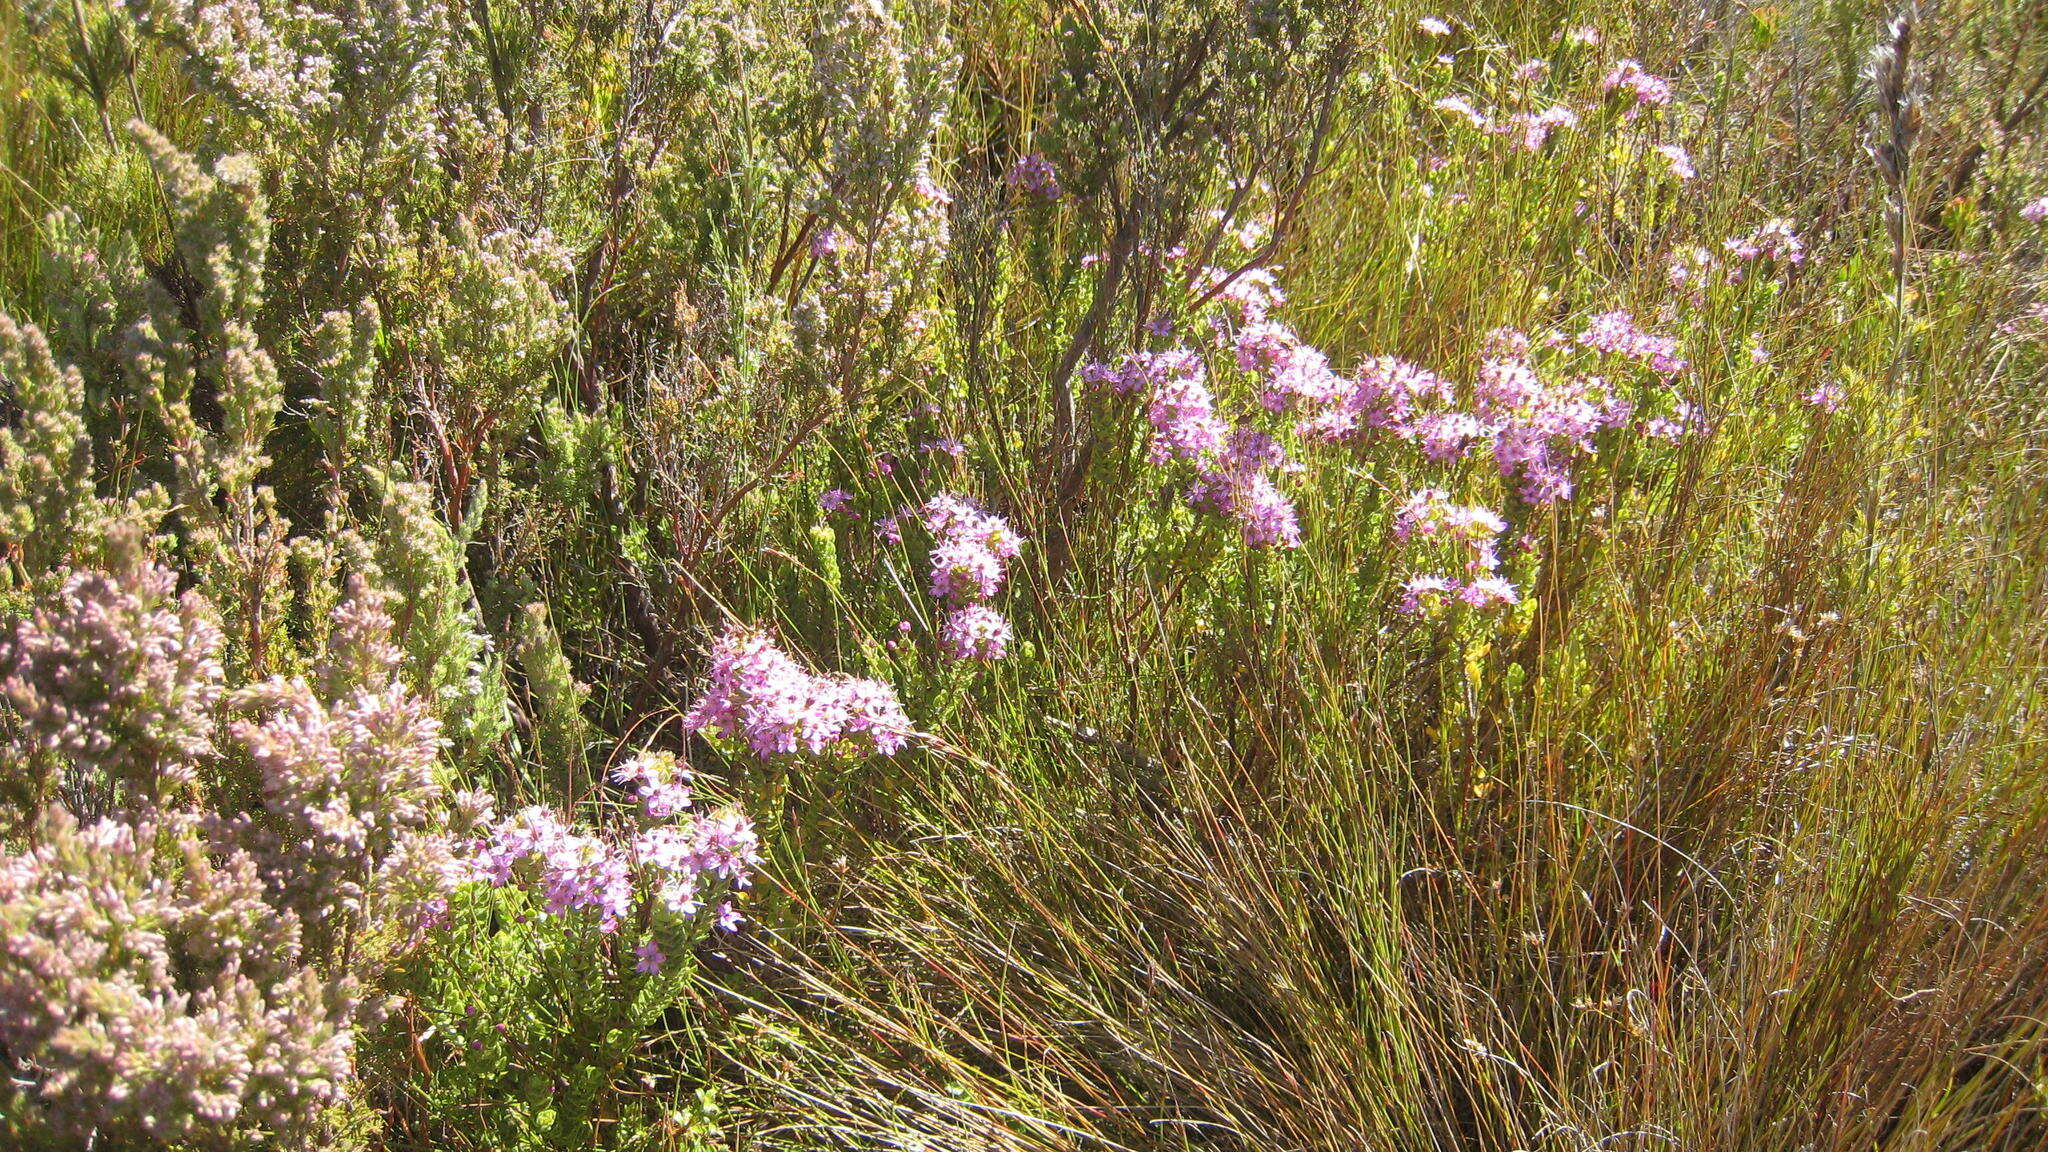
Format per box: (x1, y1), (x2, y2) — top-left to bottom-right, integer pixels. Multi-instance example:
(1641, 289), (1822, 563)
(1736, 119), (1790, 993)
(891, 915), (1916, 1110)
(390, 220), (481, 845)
(1146, 370), (1231, 464)
(1574, 309), (1687, 375)
(1503, 105), (1578, 150)
(1418, 16), (1451, 36)
(1005, 152), (1061, 200)
(1181, 429), (1303, 549)
(1459, 575), (1520, 608)
(1298, 355), (1455, 442)
(1393, 489), (1507, 548)
(941, 605), (1012, 661)
(918, 494), (1026, 653)
(1433, 96), (1492, 131)
(684, 626), (912, 759)
(1086, 348), (1205, 397)
(2023, 197), (2048, 223)
(1600, 60), (1671, 113)
(1641, 400), (1699, 440)
(1655, 144), (1695, 181)
(1802, 380), (1845, 412)
(1725, 218), (1805, 264)
(634, 939), (666, 974)
(1196, 266), (1286, 322)
(922, 494), (1024, 604)
(1399, 575), (1457, 615)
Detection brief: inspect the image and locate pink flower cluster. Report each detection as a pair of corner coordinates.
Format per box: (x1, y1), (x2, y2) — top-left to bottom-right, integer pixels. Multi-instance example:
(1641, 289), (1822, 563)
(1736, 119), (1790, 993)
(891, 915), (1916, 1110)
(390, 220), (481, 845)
(1479, 325), (1656, 503)
(1656, 143), (1695, 181)
(1141, 357), (1230, 463)
(1391, 489), (1520, 614)
(1575, 309), (1688, 375)
(1600, 59), (1672, 111)
(685, 626), (912, 756)
(1125, 354), (1305, 547)
(474, 806), (632, 928)
(1082, 348), (1207, 398)
(1083, 266), (1312, 550)
(1432, 96), (1580, 151)
(470, 753), (759, 971)
(1400, 572), (1519, 614)
(1195, 266), (1286, 322)
(1394, 487), (1508, 546)
(1802, 380), (1846, 412)
(1281, 314), (1689, 506)
(1724, 218), (1806, 265)
(1237, 323), (1346, 414)
(1664, 219), (1806, 303)
(922, 494), (1023, 660)
(1006, 152), (1061, 200)
(940, 604), (1012, 661)
(1505, 105), (1579, 150)
(1433, 96), (1490, 131)
(1182, 428), (1305, 548)
(1297, 355), (1456, 443)
(1427, 50), (1684, 166)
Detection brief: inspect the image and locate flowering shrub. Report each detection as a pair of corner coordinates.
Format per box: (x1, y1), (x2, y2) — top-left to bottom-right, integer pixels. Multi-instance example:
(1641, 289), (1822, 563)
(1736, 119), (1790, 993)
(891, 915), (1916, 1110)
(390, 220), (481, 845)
(473, 751), (758, 956)
(0, 542), (223, 812)
(0, 806), (361, 1147)
(220, 583), (481, 951)
(920, 494), (1025, 661)
(685, 625), (912, 757)
(0, 561), (479, 1147)
(1, 1), (2042, 1149)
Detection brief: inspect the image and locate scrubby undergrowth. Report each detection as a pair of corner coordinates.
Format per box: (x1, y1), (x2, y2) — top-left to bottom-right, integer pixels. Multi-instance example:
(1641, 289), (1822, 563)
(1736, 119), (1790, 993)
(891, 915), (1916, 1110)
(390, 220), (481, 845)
(1, 0), (2046, 1149)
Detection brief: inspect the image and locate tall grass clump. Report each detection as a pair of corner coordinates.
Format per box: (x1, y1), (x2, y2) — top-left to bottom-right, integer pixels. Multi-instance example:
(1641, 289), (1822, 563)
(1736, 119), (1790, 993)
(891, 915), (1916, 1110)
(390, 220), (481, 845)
(0, 0), (2046, 1149)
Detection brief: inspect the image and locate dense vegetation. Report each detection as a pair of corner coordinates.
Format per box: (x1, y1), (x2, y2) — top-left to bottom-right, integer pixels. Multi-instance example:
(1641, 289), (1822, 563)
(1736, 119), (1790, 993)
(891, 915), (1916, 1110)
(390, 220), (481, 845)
(2, 0), (2046, 1148)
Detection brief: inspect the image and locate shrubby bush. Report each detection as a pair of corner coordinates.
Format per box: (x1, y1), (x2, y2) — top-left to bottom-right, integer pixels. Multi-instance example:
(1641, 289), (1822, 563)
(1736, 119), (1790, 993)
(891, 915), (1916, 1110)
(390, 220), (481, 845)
(0, 542), (471, 1147)
(1, 0), (2047, 1149)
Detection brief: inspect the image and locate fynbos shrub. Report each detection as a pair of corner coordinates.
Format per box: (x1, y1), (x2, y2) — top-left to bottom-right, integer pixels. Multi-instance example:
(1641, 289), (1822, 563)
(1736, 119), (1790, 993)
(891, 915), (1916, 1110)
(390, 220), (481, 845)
(0, 538), (223, 813)
(0, 565), (475, 1147)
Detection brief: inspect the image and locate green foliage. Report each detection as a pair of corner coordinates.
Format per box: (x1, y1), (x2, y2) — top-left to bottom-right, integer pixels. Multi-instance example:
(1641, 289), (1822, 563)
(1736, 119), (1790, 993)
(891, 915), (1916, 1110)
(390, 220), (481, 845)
(2, 0), (2048, 1149)
(357, 471), (509, 768)
(374, 885), (736, 1152)
(513, 600), (592, 791)
(0, 315), (95, 573)
(306, 299), (385, 487)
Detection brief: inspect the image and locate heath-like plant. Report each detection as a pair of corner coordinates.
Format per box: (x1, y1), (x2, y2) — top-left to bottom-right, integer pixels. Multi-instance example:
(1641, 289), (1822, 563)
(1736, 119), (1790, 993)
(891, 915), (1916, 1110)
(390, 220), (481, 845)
(0, 558), (483, 1148)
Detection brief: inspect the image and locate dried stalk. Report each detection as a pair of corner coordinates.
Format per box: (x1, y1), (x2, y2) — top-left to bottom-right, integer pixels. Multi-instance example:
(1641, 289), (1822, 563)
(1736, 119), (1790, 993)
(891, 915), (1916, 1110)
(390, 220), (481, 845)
(1865, 6), (1922, 361)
